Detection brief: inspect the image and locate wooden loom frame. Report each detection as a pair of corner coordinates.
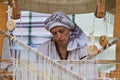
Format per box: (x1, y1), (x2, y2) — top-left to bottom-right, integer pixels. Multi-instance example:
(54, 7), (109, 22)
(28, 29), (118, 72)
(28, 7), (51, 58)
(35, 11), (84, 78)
(0, 0), (120, 79)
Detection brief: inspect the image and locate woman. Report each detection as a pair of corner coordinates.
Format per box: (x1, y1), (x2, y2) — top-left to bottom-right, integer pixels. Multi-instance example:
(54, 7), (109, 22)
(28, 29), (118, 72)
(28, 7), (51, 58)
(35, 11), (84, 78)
(38, 11), (88, 60)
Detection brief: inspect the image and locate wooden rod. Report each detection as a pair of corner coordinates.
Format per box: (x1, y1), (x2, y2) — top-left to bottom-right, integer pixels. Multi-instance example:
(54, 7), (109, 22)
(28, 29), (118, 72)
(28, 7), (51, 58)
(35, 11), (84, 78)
(0, 2), (8, 59)
(110, 0), (120, 78)
(114, 0), (120, 71)
(57, 60), (120, 64)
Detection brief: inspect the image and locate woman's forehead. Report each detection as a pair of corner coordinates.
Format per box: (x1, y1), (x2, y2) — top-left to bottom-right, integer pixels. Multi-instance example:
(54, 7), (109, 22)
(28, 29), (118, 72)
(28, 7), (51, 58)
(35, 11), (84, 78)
(50, 26), (69, 32)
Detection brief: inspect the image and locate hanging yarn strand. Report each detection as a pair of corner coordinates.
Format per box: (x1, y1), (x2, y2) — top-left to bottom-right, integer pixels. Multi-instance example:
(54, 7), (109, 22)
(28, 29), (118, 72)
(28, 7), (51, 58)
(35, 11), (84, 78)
(91, 16), (95, 47)
(87, 16), (99, 56)
(99, 17), (108, 48)
(6, 6), (16, 32)
(104, 17), (108, 36)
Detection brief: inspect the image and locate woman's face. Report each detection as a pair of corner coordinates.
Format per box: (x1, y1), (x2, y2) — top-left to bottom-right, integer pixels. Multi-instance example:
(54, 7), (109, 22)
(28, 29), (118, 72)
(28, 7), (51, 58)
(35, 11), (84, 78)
(50, 26), (71, 46)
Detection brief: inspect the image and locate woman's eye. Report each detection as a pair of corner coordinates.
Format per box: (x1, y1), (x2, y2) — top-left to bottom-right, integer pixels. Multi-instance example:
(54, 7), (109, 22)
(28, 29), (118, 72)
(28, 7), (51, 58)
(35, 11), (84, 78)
(52, 32), (57, 35)
(51, 29), (65, 35)
(59, 29), (65, 33)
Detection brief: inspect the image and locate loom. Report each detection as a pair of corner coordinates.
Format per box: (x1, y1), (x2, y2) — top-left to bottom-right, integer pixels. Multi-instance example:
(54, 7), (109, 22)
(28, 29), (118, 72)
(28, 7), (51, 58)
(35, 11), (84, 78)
(0, 29), (120, 80)
(0, 0), (120, 80)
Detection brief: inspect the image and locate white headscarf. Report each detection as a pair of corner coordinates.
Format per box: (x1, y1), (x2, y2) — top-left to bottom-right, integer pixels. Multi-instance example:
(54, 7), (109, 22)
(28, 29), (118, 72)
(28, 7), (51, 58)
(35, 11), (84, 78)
(45, 11), (88, 51)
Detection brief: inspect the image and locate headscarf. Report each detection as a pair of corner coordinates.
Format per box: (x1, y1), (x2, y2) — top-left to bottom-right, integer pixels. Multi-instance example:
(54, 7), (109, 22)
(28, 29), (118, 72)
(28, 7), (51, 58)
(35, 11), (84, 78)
(44, 11), (88, 51)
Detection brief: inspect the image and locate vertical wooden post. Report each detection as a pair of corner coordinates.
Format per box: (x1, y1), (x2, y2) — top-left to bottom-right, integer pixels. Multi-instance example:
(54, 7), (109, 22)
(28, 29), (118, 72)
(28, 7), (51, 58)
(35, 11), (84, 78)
(113, 0), (120, 69)
(110, 0), (120, 78)
(0, 1), (8, 59)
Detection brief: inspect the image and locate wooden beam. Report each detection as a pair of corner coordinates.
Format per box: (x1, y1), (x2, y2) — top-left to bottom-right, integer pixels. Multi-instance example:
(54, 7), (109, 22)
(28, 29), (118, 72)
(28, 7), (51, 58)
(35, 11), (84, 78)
(111, 0), (120, 78)
(114, 0), (120, 68)
(17, 0), (115, 14)
(110, 70), (120, 78)
(0, 2), (7, 59)
(114, 0), (120, 38)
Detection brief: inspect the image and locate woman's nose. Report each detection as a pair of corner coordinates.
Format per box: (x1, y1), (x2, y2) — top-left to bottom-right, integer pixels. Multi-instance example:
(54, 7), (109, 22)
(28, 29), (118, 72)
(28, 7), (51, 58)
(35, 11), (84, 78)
(57, 32), (62, 39)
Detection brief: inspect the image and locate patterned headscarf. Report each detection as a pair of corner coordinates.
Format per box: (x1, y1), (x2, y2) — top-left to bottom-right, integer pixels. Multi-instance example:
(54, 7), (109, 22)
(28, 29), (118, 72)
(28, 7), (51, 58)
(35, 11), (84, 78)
(45, 11), (88, 50)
